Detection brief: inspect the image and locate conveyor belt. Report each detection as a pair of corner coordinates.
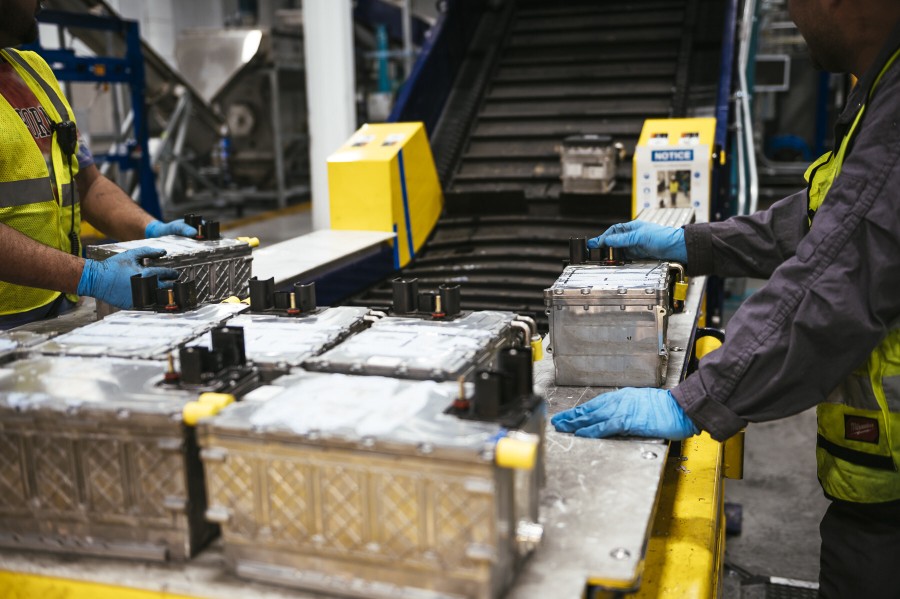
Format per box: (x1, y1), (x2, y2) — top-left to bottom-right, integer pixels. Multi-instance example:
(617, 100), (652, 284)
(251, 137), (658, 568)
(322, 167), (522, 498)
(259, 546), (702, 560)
(349, 0), (724, 331)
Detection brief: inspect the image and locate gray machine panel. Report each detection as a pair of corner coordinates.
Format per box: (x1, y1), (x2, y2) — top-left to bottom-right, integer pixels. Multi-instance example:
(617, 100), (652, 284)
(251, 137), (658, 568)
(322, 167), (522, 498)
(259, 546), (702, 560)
(634, 207), (696, 228)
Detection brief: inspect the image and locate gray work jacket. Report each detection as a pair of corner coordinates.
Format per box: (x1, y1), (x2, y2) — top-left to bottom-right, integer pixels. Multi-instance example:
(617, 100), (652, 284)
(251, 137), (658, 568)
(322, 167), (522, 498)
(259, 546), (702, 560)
(671, 22), (900, 441)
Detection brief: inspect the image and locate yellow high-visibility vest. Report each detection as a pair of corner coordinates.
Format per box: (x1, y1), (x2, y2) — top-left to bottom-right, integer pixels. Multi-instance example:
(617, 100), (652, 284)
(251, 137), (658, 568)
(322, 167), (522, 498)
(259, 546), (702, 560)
(806, 48), (900, 503)
(0, 47), (81, 315)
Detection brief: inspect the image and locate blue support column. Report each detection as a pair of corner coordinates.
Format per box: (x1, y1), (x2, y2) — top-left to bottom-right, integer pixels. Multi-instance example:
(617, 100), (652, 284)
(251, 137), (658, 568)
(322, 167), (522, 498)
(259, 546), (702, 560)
(24, 10), (162, 219)
(125, 20), (161, 219)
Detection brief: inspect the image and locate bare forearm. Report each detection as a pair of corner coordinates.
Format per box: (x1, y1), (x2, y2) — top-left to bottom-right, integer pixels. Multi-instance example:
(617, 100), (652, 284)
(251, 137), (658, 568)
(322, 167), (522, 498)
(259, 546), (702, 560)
(0, 223), (84, 294)
(78, 167), (153, 241)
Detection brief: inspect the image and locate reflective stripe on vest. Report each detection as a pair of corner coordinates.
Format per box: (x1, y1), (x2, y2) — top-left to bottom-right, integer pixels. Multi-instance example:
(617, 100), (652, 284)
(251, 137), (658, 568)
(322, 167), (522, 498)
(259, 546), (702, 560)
(808, 48), (900, 503)
(3, 48), (71, 122)
(0, 177), (54, 207)
(0, 48), (81, 315)
(816, 334), (900, 502)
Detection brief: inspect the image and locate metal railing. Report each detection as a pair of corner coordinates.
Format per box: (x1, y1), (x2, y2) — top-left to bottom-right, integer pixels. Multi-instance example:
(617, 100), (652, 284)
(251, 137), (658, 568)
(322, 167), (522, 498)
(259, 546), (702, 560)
(736, 0), (760, 216)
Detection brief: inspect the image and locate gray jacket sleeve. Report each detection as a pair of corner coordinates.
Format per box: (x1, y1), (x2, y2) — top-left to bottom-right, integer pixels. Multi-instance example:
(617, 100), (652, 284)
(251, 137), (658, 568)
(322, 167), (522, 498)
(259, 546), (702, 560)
(683, 190), (809, 278)
(671, 75), (900, 441)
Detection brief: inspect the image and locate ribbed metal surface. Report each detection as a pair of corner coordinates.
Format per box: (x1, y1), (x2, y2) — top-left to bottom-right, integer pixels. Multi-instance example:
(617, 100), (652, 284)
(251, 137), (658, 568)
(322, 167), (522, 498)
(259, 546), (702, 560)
(451, 0), (685, 200)
(350, 0), (708, 331)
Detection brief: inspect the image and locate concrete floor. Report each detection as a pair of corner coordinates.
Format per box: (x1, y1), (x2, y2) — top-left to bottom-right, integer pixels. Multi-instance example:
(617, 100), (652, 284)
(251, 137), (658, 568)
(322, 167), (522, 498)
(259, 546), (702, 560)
(724, 408), (829, 583)
(721, 278), (829, 585)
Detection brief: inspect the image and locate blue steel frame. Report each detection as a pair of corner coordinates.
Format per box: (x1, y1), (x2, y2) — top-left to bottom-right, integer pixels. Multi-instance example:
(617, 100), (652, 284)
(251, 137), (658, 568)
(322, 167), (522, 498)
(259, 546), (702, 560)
(387, 0), (488, 133)
(23, 10), (162, 219)
(708, 0), (740, 324)
(354, 0), (431, 49)
(715, 0), (739, 159)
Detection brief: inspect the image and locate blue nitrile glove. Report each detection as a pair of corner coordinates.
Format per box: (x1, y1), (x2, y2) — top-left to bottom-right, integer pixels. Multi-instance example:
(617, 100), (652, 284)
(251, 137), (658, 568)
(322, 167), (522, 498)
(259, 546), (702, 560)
(77, 247), (180, 309)
(588, 221), (688, 263)
(551, 388), (699, 439)
(145, 219), (198, 239)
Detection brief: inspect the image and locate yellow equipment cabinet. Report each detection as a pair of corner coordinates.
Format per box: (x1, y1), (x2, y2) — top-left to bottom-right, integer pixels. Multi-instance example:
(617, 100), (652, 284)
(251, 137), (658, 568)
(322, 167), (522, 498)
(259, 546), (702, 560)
(328, 122), (443, 268)
(632, 118), (717, 222)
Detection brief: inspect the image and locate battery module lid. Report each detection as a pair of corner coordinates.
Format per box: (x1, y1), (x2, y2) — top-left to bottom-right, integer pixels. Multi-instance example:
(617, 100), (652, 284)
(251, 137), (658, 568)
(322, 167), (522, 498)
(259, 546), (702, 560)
(86, 235), (252, 263)
(544, 261), (671, 305)
(0, 356), (194, 417)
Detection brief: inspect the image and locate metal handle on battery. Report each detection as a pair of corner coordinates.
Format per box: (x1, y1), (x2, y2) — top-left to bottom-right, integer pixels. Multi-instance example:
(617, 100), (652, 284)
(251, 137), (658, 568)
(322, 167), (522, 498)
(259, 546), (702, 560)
(514, 314), (537, 337)
(510, 320), (532, 348)
(514, 315), (542, 361)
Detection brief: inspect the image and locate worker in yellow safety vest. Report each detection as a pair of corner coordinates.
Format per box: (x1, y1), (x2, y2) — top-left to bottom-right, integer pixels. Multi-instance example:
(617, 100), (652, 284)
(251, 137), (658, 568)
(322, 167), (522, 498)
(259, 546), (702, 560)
(551, 1), (900, 597)
(0, 0), (197, 329)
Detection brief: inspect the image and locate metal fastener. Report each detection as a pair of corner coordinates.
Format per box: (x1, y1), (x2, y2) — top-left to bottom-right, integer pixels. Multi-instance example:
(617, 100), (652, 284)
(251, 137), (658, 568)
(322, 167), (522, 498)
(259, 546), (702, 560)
(610, 547), (631, 560)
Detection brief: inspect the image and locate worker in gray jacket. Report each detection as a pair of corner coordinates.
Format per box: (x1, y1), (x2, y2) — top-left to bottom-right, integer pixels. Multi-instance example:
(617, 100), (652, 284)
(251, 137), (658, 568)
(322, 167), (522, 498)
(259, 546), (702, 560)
(551, 1), (900, 597)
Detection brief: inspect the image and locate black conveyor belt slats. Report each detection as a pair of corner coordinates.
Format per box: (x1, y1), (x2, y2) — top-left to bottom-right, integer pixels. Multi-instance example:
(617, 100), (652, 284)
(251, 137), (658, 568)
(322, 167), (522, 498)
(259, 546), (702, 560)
(470, 119), (649, 139)
(348, 0), (721, 331)
(506, 29), (682, 49)
(480, 98), (671, 119)
(512, 10), (686, 34)
(488, 81), (675, 101)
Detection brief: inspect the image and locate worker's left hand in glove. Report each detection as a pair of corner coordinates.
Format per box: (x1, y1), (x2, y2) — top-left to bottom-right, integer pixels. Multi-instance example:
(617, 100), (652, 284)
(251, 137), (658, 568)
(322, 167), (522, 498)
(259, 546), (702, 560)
(77, 247), (180, 309)
(551, 387), (699, 439)
(144, 219), (198, 238)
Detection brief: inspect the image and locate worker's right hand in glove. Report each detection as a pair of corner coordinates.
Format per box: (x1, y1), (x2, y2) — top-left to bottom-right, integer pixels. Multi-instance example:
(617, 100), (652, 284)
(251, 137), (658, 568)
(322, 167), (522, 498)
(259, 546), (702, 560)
(588, 221), (688, 263)
(551, 387), (699, 439)
(77, 247), (180, 309)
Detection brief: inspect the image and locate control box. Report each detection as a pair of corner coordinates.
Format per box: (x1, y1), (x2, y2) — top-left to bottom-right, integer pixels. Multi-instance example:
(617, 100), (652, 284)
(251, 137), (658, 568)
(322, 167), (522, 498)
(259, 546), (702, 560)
(632, 118), (716, 222)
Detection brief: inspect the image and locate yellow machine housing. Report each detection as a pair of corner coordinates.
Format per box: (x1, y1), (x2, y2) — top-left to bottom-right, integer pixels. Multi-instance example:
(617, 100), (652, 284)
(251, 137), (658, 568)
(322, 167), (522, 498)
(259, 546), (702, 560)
(632, 118), (717, 222)
(328, 122), (443, 268)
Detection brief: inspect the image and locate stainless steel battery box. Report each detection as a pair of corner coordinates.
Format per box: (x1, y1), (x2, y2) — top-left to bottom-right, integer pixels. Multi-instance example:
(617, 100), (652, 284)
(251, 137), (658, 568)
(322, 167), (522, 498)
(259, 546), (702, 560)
(189, 306), (370, 378)
(0, 356), (215, 560)
(0, 330), (47, 365)
(86, 235), (253, 318)
(544, 261), (674, 387)
(198, 370), (544, 599)
(302, 310), (528, 381)
(559, 134), (626, 194)
(35, 304), (247, 360)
